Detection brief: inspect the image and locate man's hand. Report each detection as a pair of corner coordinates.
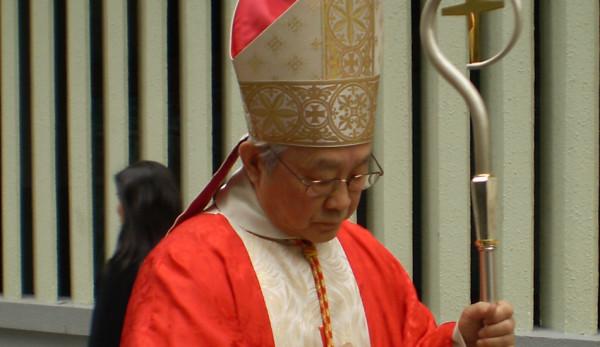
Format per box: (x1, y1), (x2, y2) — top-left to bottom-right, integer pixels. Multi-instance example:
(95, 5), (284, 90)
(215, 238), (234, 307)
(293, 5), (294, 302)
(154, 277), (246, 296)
(458, 300), (515, 347)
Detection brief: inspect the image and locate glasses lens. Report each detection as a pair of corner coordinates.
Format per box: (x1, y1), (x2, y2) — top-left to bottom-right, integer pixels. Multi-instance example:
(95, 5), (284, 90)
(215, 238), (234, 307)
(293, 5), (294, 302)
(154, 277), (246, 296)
(348, 175), (367, 191)
(307, 181), (336, 197)
(365, 173), (380, 189)
(303, 154), (384, 197)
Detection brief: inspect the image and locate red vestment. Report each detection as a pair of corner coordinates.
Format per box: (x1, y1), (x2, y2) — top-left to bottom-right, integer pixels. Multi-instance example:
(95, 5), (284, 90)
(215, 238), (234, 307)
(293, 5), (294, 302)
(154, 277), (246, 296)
(121, 213), (455, 346)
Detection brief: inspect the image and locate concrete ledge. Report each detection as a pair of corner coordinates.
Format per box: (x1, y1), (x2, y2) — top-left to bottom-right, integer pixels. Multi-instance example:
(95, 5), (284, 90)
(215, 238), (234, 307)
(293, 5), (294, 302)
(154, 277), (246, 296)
(0, 328), (87, 347)
(0, 299), (92, 336)
(516, 329), (600, 347)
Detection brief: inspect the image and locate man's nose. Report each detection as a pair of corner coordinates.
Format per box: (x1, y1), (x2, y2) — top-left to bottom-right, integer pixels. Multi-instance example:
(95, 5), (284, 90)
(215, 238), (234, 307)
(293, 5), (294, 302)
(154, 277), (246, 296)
(324, 181), (353, 212)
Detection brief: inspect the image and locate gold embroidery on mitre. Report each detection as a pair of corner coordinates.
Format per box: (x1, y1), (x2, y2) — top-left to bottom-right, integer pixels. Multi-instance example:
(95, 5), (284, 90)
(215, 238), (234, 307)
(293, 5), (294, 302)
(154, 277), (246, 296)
(308, 0), (321, 12)
(248, 55), (265, 73)
(240, 75), (379, 146)
(287, 56), (304, 73)
(324, 0), (376, 79)
(311, 38), (323, 50)
(268, 36), (284, 53)
(287, 16), (303, 33)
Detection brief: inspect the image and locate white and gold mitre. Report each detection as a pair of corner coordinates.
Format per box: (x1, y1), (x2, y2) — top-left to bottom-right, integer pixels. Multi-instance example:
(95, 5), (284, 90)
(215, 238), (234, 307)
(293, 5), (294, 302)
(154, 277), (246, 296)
(231, 0), (383, 147)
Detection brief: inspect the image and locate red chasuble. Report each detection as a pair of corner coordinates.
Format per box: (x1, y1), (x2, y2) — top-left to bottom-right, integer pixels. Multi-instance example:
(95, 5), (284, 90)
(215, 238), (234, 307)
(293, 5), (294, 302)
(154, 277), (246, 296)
(121, 213), (455, 346)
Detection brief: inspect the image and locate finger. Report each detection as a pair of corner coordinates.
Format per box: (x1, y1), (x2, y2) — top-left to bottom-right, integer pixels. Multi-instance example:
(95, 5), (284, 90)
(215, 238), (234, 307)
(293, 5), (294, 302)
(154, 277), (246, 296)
(464, 301), (494, 321)
(484, 300), (514, 325)
(475, 334), (515, 347)
(478, 318), (515, 339)
(461, 302), (498, 330)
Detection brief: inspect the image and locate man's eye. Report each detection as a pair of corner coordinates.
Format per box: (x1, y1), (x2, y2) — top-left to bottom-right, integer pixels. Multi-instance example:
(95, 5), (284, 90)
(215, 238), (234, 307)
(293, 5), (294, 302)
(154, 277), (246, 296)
(314, 180), (335, 186)
(306, 173), (336, 182)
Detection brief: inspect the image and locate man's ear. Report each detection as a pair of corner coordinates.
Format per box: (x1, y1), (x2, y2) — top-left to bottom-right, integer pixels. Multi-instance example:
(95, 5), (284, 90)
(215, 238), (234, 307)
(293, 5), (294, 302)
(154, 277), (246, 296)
(239, 141), (263, 185)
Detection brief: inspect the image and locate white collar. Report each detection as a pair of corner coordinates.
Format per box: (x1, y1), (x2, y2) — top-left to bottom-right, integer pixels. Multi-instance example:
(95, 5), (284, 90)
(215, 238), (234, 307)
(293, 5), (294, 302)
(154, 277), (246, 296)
(215, 168), (298, 240)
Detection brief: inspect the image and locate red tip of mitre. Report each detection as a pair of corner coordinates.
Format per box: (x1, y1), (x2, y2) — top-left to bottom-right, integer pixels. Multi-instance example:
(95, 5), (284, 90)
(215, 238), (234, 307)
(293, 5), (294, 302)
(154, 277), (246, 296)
(231, 0), (297, 58)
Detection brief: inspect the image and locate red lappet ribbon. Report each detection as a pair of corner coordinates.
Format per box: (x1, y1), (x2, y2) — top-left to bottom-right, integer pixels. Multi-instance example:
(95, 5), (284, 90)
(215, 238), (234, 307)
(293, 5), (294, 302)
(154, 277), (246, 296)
(168, 135), (248, 233)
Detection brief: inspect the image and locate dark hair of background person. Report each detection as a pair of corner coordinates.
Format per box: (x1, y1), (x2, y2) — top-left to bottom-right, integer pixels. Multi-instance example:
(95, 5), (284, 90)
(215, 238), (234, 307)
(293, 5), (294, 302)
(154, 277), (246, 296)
(112, 160), (182, 270)
(88, 161), (182, 347)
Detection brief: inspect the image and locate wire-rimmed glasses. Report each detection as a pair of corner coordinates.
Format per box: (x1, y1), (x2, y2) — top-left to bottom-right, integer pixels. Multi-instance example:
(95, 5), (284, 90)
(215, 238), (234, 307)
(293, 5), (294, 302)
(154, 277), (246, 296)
(270, 149), (384, 198)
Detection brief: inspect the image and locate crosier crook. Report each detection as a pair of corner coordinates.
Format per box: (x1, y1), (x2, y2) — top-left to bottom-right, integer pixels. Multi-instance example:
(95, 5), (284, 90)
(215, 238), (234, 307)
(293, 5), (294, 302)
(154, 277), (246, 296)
(419, 0), (522, 303)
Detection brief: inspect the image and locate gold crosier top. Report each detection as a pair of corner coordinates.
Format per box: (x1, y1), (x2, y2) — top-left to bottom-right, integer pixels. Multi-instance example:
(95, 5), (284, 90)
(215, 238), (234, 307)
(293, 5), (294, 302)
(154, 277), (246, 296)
(233, 0), (383, 147)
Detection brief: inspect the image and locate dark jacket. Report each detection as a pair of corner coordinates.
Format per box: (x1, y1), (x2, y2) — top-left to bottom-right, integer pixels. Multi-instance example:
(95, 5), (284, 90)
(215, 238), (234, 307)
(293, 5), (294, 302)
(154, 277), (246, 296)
(88, 258), (140, 347)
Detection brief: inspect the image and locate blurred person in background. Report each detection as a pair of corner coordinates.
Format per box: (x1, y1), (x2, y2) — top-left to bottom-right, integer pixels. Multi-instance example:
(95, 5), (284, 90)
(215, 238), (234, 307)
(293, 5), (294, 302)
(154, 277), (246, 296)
(88, 161), (182, 347)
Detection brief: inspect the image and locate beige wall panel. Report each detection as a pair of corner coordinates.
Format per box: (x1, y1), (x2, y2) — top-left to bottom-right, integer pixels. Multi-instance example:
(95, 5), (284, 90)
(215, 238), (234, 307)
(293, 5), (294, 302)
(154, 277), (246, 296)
(420, 6), (470, 322)
(139, 0), (168, 163)
(480, 2), (535, 332)
(539, 0), (599, 335)
(103, 0), (129, 258)
(180, 0), (213, 205)
(223, 0), (246, 156)
(66, 0), (94, 304)
(1, 0), (22, 299)
(30, 0), (58, 302)
(368, 0), (414, 272)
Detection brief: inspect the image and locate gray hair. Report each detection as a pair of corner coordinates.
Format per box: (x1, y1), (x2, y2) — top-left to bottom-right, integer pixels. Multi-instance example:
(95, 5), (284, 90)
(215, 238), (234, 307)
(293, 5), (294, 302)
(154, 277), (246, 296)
(248, 136), (288, 172)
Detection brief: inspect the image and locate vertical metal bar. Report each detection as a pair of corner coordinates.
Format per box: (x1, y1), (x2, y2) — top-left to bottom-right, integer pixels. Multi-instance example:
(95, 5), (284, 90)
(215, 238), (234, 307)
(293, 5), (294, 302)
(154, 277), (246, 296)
(103, 0), (129, 259)
(538, 0), (599, 335)
(179, 0), (213, 205)
(367, 0), (414, 272)
(30, 0), (58, 302)
(139, 0), (168, 163)
(222, 0), (245, 155)
(1, 0), (23, 299)
(66, 0), (94, 304)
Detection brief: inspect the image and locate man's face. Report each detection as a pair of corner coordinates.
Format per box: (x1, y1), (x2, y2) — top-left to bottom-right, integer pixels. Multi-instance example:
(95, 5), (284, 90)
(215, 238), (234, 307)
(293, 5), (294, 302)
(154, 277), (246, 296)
(252, 143), (372, 243)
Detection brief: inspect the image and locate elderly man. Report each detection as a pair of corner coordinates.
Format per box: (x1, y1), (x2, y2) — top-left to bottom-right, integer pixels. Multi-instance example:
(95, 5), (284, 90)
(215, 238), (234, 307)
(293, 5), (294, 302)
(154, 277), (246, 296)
(121, 1), (515, 346)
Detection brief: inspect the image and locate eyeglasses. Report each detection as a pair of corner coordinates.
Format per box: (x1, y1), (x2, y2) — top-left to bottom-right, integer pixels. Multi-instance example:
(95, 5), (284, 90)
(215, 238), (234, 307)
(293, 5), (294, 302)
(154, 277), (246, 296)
(270, 149), (384, 198)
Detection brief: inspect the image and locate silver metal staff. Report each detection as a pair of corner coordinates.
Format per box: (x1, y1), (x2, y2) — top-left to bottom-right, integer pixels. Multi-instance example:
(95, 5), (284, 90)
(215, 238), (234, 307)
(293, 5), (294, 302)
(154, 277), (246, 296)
(419, 0), (522, 303)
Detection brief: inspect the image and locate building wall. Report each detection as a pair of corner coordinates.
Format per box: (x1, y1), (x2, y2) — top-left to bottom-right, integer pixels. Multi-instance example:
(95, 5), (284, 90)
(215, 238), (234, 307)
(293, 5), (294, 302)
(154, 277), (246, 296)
(0, 0), (598, 344)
